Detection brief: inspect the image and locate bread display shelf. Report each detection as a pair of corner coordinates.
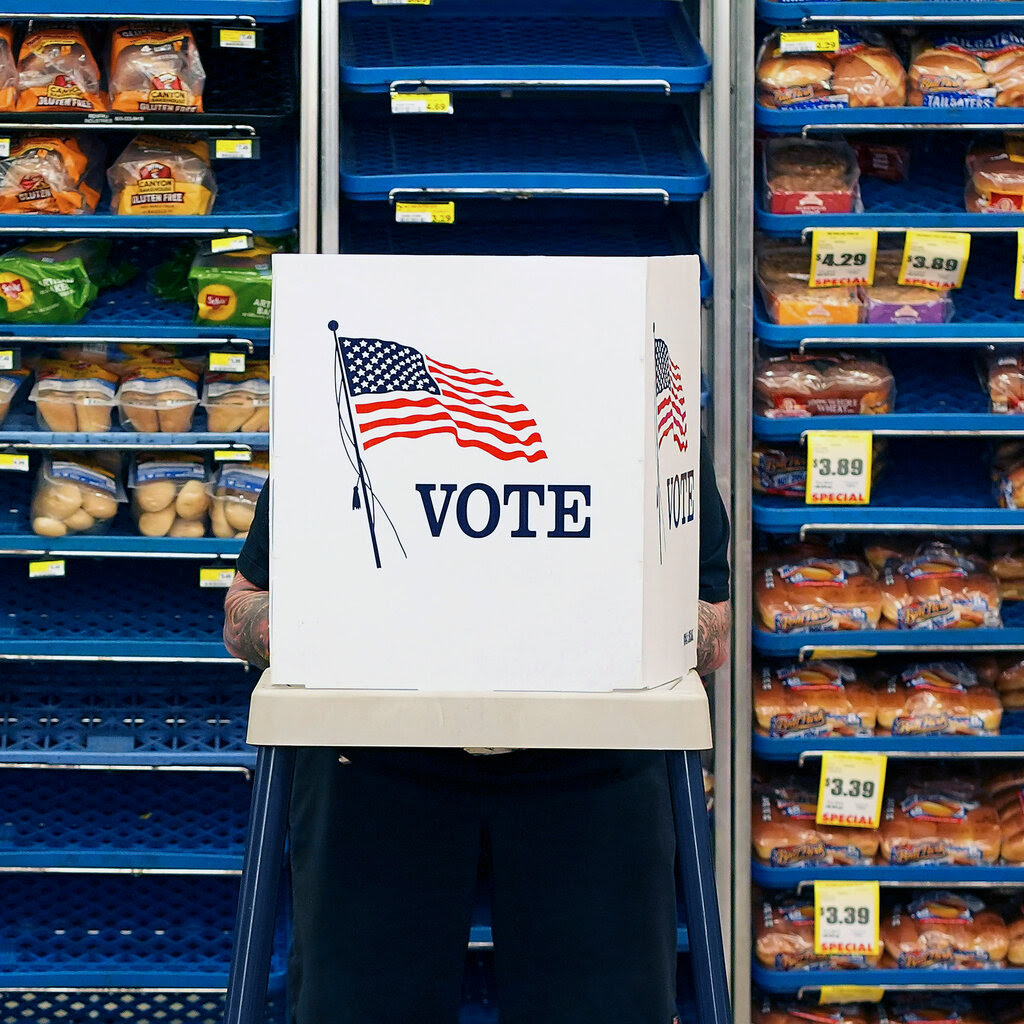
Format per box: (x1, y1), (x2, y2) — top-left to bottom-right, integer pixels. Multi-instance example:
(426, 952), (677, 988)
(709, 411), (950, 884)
(753, 860), (1024, 890)
(339, 1), (710, 94)
(752, 962), (1024, 994)
(757, 106), (1024, 133)
(339, 100), (710, 202)
(756, 0), (1024, 25)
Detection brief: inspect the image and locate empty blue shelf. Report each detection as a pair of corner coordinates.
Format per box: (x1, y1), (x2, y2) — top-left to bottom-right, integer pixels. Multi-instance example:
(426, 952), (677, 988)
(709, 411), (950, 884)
(757, 0), (1024, 23)
(20, 0), (297, 18)
(340, 0), (709, 93)
(340, 101), (709, 201)
(753, 964), (1024, 994)
(753, 861), (1024, 890)
(0, 662), (254, 767)
(757, 105), (1024, 133)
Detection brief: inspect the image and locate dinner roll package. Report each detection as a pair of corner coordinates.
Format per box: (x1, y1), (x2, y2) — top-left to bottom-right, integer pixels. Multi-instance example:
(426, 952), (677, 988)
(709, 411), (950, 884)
(208, 452), (268, 539)
(200, 360), (269, 432)
(116, 355), (200, 433)
(129, 452), (211, 538)
(31, 451), (124, 537)
(29, 356), (118, 432)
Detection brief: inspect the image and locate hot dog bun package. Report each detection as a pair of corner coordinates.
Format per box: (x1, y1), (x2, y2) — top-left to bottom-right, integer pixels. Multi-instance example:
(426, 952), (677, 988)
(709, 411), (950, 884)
(17, 24), (106, 112)
(763, 137), (862, 215)
(29, 356), (118, 432)
(985, 774), (1024, 863)
(879, 995), (992, 1024)
(756, 554), (883, 633)
(752, 775), (880, 865)
(910, 32), (1024, 108)
(757, 894), (882, 969)
(876, 662), (1003, 736)
(754, 997), (876, 1024)
(188, 238), (286, 327)
(757, 27), (906, 110)
(863, 251), (955, 326)
(966, 136), (1024, 213)
(31, 451), (124, 537)
(201, 360), (269, 433)
(879, 544), (1002, 630)
(109, 24), (205, 114)
(108, 134), (216, 216)
(116, 355), (200, 433)
(0, 135), (103, 215)
(754, 661), (877, 737)
(753, 442), (807, 497)
(209, 451), (267, 539)
(754, 352), (894, 418)
(994, 441), (1024, 509)
(882, 892), (1009, 968)
(129, 452), (210, 538)
(756, 246), (862, 326)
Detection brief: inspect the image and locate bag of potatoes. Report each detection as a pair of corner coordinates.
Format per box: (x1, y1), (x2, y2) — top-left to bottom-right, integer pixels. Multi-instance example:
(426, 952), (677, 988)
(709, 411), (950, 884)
(117, 356), (199, 433)
(31, 452), (123, 537)
(201, 360), (269, 432)
(29, 356), (118, 432)
(209, 454), (267, 539)
(129, 452), (210, 538)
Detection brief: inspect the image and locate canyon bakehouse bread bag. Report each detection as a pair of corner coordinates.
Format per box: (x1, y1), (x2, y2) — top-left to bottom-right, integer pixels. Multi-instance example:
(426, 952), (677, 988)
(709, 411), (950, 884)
(909, 31), (1024, 107)
(754, 352), (894, 418)
(0, 135), (102, 215)
(17, 24), (106, 112)
(129, 452), (210, 538)
(754, 661), (878, 737)
(876, 662), (1003, 735)
(757, 894), (882, 970)
(108, 24), (205, 114)
(31, 451), (123, 537)
(108, 134), (216, 216)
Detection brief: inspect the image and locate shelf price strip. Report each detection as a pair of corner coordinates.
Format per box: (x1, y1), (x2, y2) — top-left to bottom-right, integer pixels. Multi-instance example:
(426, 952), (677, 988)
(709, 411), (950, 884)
(898, 230), (970, 291)
(813, 881), (881, 959)
(805, 431), (872, 506)
(1016, 230), (1024, 301)
(809, 229), (877, 288)
(816, 751), (887, 828)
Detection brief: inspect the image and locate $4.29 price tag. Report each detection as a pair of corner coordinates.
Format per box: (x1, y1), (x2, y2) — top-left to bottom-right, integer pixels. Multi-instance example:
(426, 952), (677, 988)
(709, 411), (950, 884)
(814, 881), (881, 957)
(816, 751), (887, 828)
(898, 229), (970, 291)
(395, 202), (455, 225)
(805, 430), (873, 506)
(779, 30), (840, 53)
(809, 229), (877, 288)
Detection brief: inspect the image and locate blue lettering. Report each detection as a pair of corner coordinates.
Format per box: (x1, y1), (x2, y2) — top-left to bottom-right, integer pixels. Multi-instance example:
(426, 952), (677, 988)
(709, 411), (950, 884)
(456, 483), (500, 538)
(415, 483), (457, 537)
(547, 485), (591, 538)
(503, 484), (545, 538)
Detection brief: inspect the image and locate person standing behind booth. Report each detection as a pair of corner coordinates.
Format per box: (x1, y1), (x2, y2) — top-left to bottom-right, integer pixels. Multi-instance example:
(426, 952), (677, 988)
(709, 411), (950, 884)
(223, 428), (730, 1024)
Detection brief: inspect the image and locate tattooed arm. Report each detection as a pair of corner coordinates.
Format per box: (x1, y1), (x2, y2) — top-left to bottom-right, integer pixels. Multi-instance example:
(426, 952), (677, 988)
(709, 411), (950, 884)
(223, 571), (270, 669)
(696, 599), (730, 676)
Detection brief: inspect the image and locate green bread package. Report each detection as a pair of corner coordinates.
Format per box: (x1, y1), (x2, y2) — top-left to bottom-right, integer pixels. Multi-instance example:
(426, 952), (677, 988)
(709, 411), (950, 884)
(188, 237), (288, 328)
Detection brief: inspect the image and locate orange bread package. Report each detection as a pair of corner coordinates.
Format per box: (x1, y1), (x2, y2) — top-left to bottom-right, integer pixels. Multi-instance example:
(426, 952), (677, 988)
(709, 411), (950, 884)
(109, 24), (205, 114)
(0, 135), (101, 215)
(877, 662), (1003, 736)
(757, 894), (882, 970)
(756, 247), (862, 326)
(754, 661), (877, 737)
(17, 25), (106, 112)
(108, 135), (216, 216)
(882, 892), (1009, 968)
(0, 25), (16, 111)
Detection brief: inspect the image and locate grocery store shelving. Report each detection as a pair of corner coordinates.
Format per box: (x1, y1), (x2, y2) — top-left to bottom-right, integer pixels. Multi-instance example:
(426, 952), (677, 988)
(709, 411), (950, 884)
(756, 0), (1024, 20)
(752, 964), (1024, 995)
(753, 860), (1024, 890)
(757, 106), (1024, 133)
(5, 1), (297, 19)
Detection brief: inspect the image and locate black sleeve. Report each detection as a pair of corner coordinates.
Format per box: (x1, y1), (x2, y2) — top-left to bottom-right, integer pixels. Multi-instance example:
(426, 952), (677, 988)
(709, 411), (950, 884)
(236, 480), (270, 590)
(698, 431), (731, 604)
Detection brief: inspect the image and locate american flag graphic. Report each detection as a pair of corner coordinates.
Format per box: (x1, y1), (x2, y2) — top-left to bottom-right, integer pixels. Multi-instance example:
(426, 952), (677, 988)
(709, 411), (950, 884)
(655, 337), (687, 453)
(338, 337), (548, 463)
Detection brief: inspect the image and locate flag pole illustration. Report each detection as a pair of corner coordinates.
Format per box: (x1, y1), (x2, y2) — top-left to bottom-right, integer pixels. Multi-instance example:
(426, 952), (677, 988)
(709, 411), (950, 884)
(653, 325), (665, 566)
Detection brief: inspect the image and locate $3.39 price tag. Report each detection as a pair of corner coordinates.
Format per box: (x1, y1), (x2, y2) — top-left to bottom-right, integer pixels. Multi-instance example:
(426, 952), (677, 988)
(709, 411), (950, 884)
(816, 751), (887, 828)
(395, 201), (455, 225)
(805, 431), (873, 506)
(898, 229), (970, 291)
(814, 881), (880, 957)
(809, 229), (877, 287)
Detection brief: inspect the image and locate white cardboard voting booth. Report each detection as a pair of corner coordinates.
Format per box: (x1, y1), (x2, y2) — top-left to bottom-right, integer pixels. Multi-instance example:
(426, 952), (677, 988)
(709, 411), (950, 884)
(267, 254), (702, 695)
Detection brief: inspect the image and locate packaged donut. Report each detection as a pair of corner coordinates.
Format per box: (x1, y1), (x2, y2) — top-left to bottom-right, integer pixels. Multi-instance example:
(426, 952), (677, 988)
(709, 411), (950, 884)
(17, 24), (107, 112)
(129, 452), (210, 538)
(31, 452), (124, 537)
(109, 24), (205, 114)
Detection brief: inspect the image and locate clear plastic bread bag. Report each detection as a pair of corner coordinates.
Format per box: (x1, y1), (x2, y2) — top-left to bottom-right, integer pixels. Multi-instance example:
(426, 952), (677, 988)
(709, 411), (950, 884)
(116, 356), (200, 433)
(29, 357), (118, 432)
(31, 451), (124, 537)
(129, 452), (210, 538)
(200, 360), (270, 432)
(208, 452), (268, 539)
(109, 24), (205, 114)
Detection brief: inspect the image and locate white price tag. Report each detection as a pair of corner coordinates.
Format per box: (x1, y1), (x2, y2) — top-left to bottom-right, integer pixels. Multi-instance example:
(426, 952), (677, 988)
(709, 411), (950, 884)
(395, 201), (455, 225)
(218, 28), (257, 49)
(0, 349), (13, 370)
(391, 92), (452, 114)
(200, 567), (236, 588)
(805, 431), (873, 506)
(814, 881), (880, 957)
(214, 449), (252, 462)
(816, 751), (887, 828)
(779, 30), (840, 53)
(0, 138), (10, 159)
(1015, 230), (1024, 301)
(214, 138), (254, 160)
(0, 453), (28, 472)
(29, 559), (65, 579)
(210, 235), (254, 255)
(898, 230), (970, 291)
(809, 229), (878, 288)
(209, 352), (246, 373)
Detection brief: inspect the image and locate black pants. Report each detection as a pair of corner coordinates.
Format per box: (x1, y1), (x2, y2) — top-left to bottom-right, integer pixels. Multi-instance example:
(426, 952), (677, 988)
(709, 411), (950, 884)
(288, 747), (679, 1024)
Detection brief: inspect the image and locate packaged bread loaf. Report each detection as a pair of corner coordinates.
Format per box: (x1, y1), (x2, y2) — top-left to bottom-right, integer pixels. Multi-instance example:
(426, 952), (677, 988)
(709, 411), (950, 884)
(754, 661), (877, 737)
(108, 24), (205, 114)
(863, 251), (954, 326)
(756, 248), (862, 326)
(108, 134), (216, 216)
(754, 997), (876, 1024)
(31, 452), (123, 537)
(753, 776), (880, 865)
(0, 25), (17, 111)
(117, 356), (199, 433)
(129, 452), (210, 537)
(754, 352), (893, 418)
(753, 443), (807, 497)
(763, 138), (861, 215)
(29, 357), (118, 432)
(995, 656), (1024, 702)
(993, 441), (1024, 509)
(910, 32), (1024, 108)
(853, 139), (911, 183)
(201, 360), (269, 433)
(983, 349), (1024, 414)
(991, 786), (1024, 863)
(879, 544), (1002, 630)
(17, 24), (106, 112)
(0, 362), (28, 427)
(209, 453), (267, 539)
(879, 994), (991, 1024)
(0, 135), (102, 215)
(989, 539), (1024, 600)
(882, 892), (1009, 968)
(0, 238), (112, 323)
(877, 662), (1003, 736)
(189, 238), (284, 327)
(756, 555), (883, 633)
(966, 136), (1024, 213)
(757, 894), (882, 970)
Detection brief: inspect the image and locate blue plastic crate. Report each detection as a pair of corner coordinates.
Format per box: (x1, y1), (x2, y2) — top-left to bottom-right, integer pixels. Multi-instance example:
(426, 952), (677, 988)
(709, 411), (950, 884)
(753, 963), (1024, 994)
(340, 100), (710, 201)
(340, 0), (709, 94)
(0, 662), (254, 767)
(757, 0), (1024, 23)
(0, 768), (249, 870)
(753, 860), (1024, 890)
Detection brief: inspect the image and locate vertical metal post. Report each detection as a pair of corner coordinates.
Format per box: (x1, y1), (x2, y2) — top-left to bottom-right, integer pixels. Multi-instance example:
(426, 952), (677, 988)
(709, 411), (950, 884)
(320, 0), (341, 253)
(299, 0), (320, 253)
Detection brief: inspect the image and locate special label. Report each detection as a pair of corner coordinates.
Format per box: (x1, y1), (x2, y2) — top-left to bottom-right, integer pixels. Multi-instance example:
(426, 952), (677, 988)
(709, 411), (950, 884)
(809, 229), (878, 287)
(816, 751), (887, 828)
(814, 881), (881, 957)
(805, 431), (873, 506)
(898, 229), (971, 291)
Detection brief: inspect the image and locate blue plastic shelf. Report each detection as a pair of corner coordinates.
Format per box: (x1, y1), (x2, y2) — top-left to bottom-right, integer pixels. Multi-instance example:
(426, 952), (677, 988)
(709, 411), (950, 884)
(753, 964), (1024, 993)
(757, 105), (1024, 133)
(0, 769), (249, 870)
(757, 0), (1024, 23)
(340, 0), (709, 93)
(340, 101), (709, 201)
(11, 0), (297, 18)
(0, 662), (254, 767)
(753, 861), (1024, 890)
(0, 875), (285, 989)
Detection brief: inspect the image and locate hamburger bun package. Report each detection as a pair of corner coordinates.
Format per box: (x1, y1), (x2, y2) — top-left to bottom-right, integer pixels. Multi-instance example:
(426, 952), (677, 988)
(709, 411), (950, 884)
(117, 355), (200, 433)
(755, 661), (877, 737)
(17, 24), (107, 112)
(129, 452), (210, 538)
(877, 662), (1003, 735)
(208, 452), (267, 539)
(201, 360), (269, 433)
(909, 32), (1024, 107)
(109, 24), (205, 114)
(882, 892), (1009, 968)
(108, 134), (216, 216)
(754, 352), (894, 418)
(31, 451), (124, 537)
(29, 356), (118, 432)
(763, 137), (861, 215)
(757, 894), (882, 970)
(0, 135), (103, 215)
(987, 782), (1024, 863)
(967, 136), (1024, 213)
(991, 539), (1024, 600)
(0, 25), (17, 111)
(188, 238), (287, 327)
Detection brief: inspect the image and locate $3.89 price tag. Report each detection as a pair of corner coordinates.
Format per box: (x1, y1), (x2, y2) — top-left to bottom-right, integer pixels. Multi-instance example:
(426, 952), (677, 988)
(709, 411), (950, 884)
(805, 431), (873, 506)
(814, 881), (880, 957)
(816, 751), (887, 828)
(898, 229), (970, 291)
(809, 229), (877, 287)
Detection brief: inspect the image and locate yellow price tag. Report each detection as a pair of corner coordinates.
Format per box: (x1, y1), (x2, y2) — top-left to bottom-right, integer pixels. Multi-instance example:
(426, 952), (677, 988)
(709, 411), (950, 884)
(29, 559), (65, 579)
(210, 235), (252, 255)
(810, 229), (877, 287)
(814, 881), (880, 957)
(805, 431), (873, 506)
(779, 30), (840, 53)
(819, 986), (885, 1006)
(0, 453), (28, 471)
(199, 567), (237, 589)
(817, 751), (887, 828)
(898, 229), (970, 290)
(0, 350), (13, 370)
(373, 0), (431, 4)
(218, 28), (257, 49)
(0, 138), (11, 159)
(1015, 230), (1024, 301)
(808, 648), (876, 661)
(214, 449), (253, 462)
(209, 352), (246, 373)
(395, 201), (455, 225)
(214, 138), (254, 160)
(391, 92), (453, 114)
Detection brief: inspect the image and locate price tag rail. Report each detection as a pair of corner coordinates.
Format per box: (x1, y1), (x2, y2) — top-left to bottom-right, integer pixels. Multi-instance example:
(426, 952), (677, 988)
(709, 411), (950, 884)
(753, 964), (1024, 995)
(0, 6), (293, 22)
(754, 861), (1024, 891)
(756, 0), (1024, 23)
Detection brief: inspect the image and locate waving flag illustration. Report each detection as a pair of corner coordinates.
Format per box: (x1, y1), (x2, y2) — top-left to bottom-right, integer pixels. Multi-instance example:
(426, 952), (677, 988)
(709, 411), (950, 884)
(655, 335), (687, 453)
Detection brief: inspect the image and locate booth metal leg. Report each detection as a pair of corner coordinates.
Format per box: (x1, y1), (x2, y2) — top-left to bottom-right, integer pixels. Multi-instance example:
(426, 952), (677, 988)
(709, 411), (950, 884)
(668, 749), (733, 1024)
(224, 744), (296, 1024)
